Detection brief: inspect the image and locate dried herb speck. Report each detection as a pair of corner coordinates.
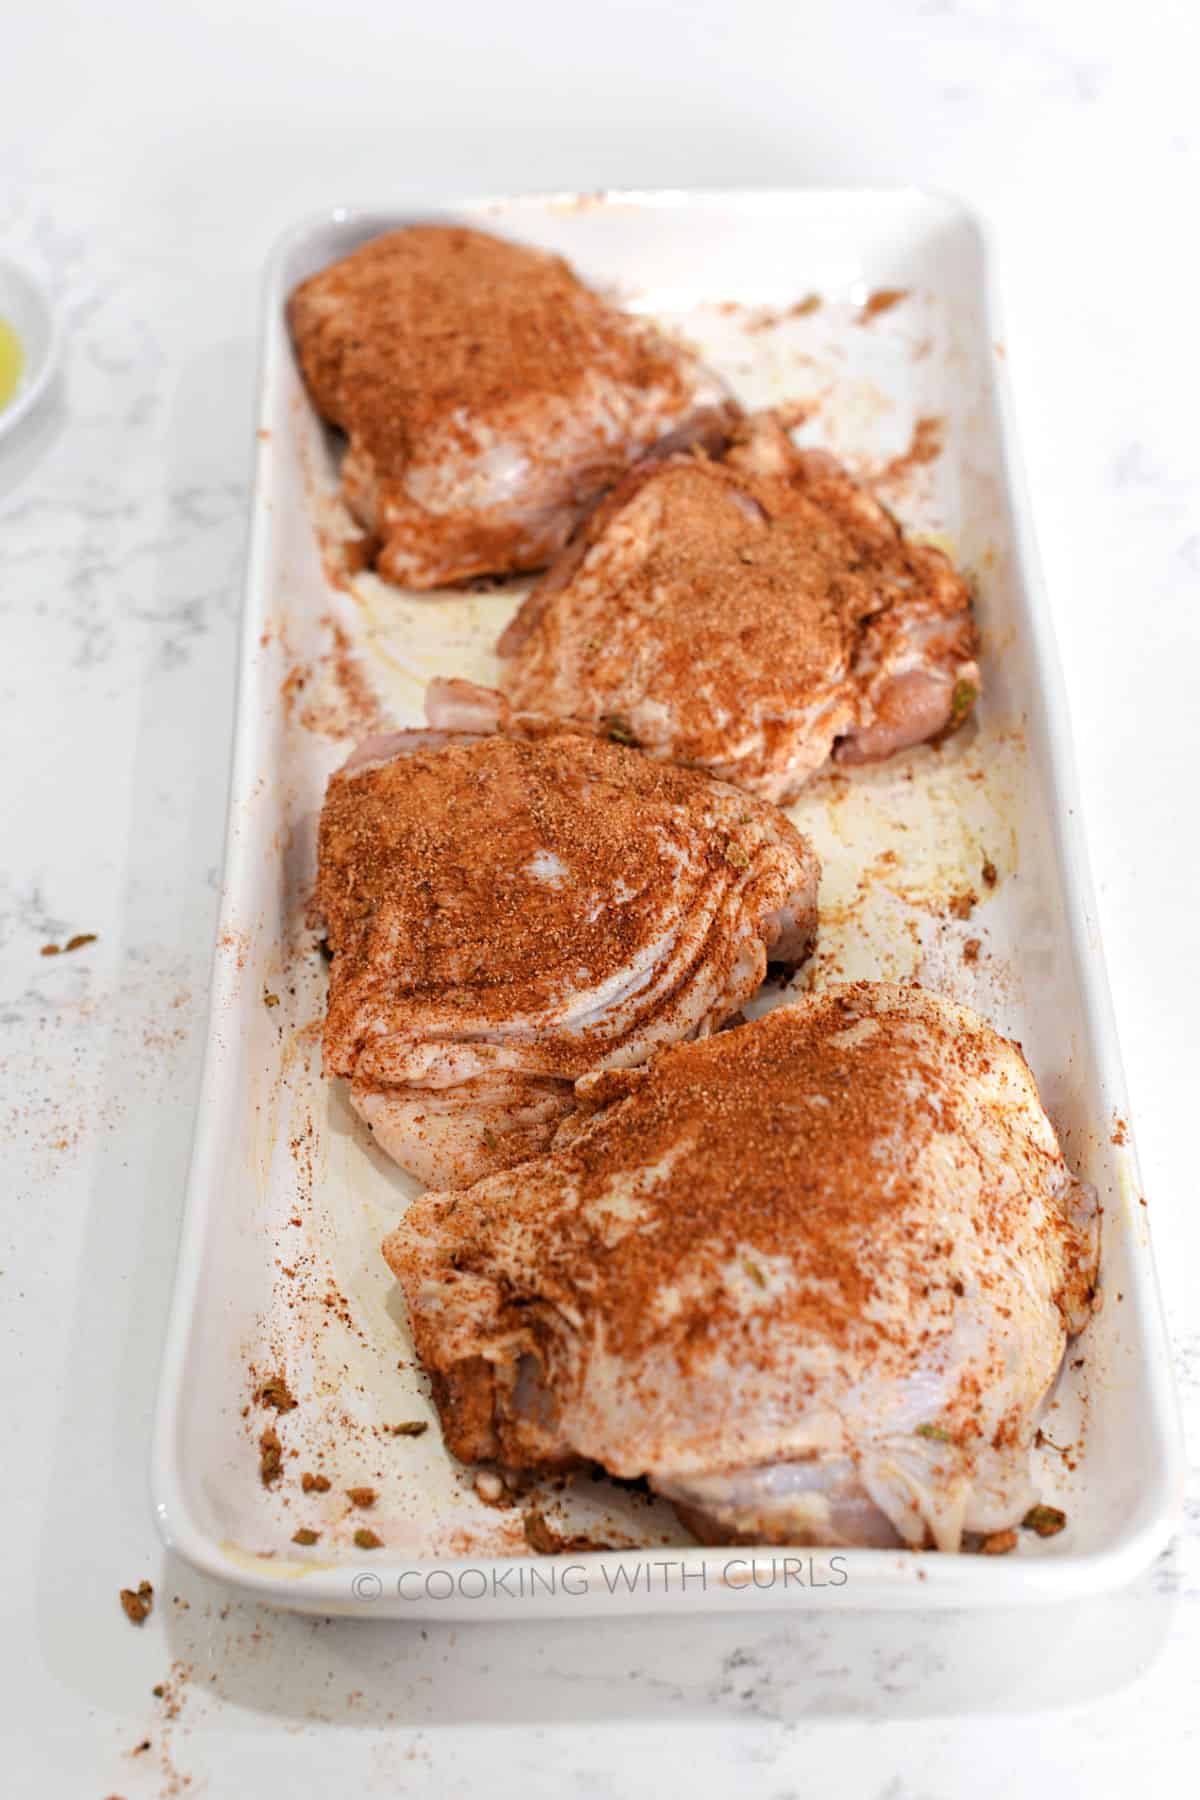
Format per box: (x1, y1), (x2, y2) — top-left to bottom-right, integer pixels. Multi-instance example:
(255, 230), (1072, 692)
(1021, 1504), (1067, 1538)
(259, 1428), (283, 1487)
(950, 678), (977, 725)
(119, 1580), (154, 1625)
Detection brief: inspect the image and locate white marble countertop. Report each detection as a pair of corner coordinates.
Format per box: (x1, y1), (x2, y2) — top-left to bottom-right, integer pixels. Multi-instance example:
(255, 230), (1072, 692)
(3, 1), (1197, 1792)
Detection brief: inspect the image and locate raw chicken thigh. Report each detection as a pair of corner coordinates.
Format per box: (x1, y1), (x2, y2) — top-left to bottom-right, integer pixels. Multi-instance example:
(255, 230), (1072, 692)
(383, 983), (1097, 1551)
(288, 225), (737, 588)
(497, 412), (980, 801)
(316, 728), (818, 1188)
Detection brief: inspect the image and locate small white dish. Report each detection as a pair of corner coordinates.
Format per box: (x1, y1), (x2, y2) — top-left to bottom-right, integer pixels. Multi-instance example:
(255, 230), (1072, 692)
(0, 257), (60, 440)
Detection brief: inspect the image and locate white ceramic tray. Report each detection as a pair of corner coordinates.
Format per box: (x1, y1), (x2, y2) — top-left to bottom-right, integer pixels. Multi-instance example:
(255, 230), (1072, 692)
(151, 189), (1183, 1618)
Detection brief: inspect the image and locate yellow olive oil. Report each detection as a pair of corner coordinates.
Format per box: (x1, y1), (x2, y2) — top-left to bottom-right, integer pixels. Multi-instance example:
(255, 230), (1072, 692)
(0, 317), (23, 411)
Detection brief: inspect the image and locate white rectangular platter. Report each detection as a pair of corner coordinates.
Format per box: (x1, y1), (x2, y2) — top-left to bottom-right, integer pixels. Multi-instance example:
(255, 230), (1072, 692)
(151, 189), (1183, 1618)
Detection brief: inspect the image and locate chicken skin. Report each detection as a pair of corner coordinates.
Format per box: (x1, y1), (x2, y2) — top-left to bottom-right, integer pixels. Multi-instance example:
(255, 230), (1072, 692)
(383, 984), (1097, 1551)
(497, 412), (980, 801)
(288, 225), (737, 588)
(316, 729), (818, 1188)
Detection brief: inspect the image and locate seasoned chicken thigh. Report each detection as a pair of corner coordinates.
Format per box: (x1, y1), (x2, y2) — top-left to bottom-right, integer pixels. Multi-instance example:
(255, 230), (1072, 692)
(383, 984), (1097, 1551)
(289, 225), (737, 588)
(497, 412), (980, 801)
(317, 729), (818, 1188)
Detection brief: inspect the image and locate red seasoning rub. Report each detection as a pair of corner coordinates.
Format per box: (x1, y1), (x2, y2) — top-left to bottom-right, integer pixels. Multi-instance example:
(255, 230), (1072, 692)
(255, 1372), (297, 1414)
(875, 414), (944, 488)
(497, 411), (979, 802)
(383, 983), (1098, 1553)
(858, 287), (910, 323)
(315, 727), (818, 1189)
(288, 225), (737, 588)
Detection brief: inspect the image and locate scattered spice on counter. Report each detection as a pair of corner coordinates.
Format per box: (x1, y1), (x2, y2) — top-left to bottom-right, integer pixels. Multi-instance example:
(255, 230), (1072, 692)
(981, 859), (998, 888)
(119, 1580), (154, 1626)
(963, 938), (982, 964)
(947, 890), (977, 920)
(42, 933), (98, 956)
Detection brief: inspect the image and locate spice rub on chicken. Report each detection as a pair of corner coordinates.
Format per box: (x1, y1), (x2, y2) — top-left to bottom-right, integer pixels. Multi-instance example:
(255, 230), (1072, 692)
(383, 984), (1097, 1552)
(288, 225), (737, 589)
(497, 411), (980, 801)
(316, 729), (818, 1188)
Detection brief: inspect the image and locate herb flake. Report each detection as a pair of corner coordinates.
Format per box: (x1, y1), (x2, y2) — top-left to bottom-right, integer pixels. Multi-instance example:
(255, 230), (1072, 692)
(1021, 1503), (1067, 1537)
